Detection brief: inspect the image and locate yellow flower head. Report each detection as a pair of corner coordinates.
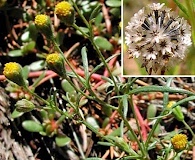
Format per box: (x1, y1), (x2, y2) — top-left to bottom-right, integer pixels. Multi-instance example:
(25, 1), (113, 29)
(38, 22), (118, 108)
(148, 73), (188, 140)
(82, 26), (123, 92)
(35, 14), (48, 27)
(34, 14), (54, 40)
(3, 62), (20, 76)
(54, 1), (74, 26)
(46, 53), (66, 77)
(171, 134), (187, 151)
(46, 53), (61, 64)
(167, 101), (175, 108)
(3, 62), (26, 87)
(55, 1), (72, 17)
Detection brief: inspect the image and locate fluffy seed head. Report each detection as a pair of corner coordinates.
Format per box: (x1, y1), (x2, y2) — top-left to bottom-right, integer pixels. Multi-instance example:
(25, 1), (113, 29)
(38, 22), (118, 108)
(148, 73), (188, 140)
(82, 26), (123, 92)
(125, 3), (191, 74)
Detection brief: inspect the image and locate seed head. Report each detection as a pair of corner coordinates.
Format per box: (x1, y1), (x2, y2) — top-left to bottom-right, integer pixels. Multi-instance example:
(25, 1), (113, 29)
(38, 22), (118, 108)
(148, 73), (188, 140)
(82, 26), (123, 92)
(125, 3), (191, 74)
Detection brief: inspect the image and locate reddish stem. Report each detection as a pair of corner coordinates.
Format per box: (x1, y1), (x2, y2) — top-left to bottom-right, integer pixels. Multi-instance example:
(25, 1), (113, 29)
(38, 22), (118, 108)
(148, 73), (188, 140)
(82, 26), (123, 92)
(101, 2), (112, 33)
(0, 69), (103, 82)
(134, 104), (149, 141)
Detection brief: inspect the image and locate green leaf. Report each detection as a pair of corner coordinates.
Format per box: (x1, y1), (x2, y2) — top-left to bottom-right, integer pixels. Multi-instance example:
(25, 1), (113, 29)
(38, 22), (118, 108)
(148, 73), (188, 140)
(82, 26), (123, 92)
(106, 0), (121, 7)
(173, 0), (188, 16)
(61, 79), (75, 93)
(109, 8), (120, 17)
(90, 3), (102, 20)
(76, 27), (89, 35)
(55, 136), (71, 147)
(22, 66), (30, 79)
(95, 13), (103, 26)
(28, 22), (38, 40)
(11, 109), (24, 119)
(21, 31), (30, 42)
(21, 41), (36, 54)
(8, 50), (23, 57)
(29, 60), (45, 71)
(23, 41), (35, 52)
(56, 32), (64, 45)
(147, 104), (157, 121)
(94, 36), (113, 51)
(86, 117), (100, 129)
(81, 46), (89, 79)
(22, 120), (43, 132)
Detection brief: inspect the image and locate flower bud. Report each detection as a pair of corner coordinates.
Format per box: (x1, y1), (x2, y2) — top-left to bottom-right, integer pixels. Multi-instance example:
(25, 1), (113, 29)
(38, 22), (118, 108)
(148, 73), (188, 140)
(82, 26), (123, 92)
(167, 101), (184, 121)
(3, 62), (26, 87)
(55, 1), (75, 26)
(34, 14), (54, 40)
(171, 134), (187, 152)
(15, 99), (35, 112)
(172, 105), (184, 121)
(46, 53), (66, 77)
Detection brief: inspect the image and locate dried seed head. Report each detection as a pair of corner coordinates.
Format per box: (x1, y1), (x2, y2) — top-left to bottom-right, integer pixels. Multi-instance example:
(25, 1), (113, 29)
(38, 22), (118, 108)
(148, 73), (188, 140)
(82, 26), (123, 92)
(125, 3), (191, 74)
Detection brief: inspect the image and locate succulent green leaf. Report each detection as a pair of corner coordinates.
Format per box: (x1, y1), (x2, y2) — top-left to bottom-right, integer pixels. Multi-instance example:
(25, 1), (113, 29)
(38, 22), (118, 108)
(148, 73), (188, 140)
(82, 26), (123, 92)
(8, 50), (23, 57)
(11, 109), (24, 119)
(22, 120), (43, 132)
(55, 136), (71, 147)
(106, 0), (121, 7)
(29, 60), (45, 71)
(94, 36), (113, 51)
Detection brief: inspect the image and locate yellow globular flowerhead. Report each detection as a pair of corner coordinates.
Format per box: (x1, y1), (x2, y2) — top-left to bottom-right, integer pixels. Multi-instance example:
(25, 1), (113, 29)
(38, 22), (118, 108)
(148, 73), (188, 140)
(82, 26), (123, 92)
(35, 14), (48, 27)
(3, 62), (26, 87)
(55, 1), (71, 17)
(34, 14), (54, 40)
(55, 1), (75, 26)
(171, 134), (188, 151)
(46, 53), (66, 77)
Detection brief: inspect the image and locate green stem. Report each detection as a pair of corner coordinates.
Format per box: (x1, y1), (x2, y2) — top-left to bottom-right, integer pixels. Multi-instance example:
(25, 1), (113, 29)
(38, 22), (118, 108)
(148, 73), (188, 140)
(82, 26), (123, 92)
(69, 123), (86, 159)
(145, 78), (173, 147)
(72, 23), (89, 38)
(69, 0), (89, 28)
(53, 40), (85, 86)
(24, 86), (49, 105)
(82, 120), (139, 156)
(128, 86), (194, 96)
(56, 115), (66, 125)
(118, 109), (147, 159)
(89, 37), (119, 95)
(72, 23), (120, 96)
(182, 120), (195, 137)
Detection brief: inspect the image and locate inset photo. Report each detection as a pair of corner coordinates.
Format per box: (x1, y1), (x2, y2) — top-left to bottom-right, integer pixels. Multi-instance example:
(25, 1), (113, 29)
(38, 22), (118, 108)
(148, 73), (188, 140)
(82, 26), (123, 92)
(123, 0), (194, 75)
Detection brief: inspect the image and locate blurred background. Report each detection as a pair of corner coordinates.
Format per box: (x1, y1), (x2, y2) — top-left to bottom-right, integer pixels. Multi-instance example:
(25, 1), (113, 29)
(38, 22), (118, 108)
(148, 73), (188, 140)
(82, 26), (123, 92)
(123, 0), (195, 75)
